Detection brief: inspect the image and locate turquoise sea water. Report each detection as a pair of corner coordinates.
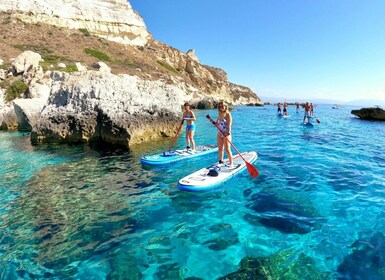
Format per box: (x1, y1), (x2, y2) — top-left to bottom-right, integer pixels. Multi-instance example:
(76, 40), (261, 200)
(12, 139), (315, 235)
(1, 105), (385, 279)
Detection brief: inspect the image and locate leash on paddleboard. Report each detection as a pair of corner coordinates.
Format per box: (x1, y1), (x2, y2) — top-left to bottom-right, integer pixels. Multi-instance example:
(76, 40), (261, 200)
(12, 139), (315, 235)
(206, 114), (259, 178)
(168, 119), (184, 151)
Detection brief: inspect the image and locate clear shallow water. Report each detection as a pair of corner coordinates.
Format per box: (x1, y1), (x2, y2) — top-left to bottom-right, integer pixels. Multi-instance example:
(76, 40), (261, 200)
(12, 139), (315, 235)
(1, 105), (385, 279)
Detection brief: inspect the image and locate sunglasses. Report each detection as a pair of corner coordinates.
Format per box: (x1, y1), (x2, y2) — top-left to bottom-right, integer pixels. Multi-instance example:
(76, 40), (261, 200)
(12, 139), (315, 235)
(218, 105), (225, 108)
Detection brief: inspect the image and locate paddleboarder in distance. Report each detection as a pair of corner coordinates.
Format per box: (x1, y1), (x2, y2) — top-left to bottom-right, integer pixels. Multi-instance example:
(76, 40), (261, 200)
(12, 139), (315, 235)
(182, 102), (196, 152)
(303, 102), (311, 124)
(283, 102), (288, 116)
(310, 103), (314, 116)
(277, 102), (282, 115)
(215, 101), (234, 168)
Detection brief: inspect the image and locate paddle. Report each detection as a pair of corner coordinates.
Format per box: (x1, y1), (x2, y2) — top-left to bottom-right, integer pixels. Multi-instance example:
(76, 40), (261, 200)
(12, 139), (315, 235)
(206, 114), (259, 178)
(168, 119), (184, 151)
(312, 115), (320, 124)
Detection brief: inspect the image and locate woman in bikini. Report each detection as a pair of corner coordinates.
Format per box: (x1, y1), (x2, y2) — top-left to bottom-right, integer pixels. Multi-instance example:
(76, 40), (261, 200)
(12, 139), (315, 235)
(215, 101), (233, 168)
(182, 102), (196, 152)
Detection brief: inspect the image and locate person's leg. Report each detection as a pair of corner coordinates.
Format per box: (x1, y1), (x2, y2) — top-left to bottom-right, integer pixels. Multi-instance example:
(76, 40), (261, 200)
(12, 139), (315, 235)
(186, 129), (191, 149)
(190, 130), (195, 151)
(224, 137), (233, 167)
(217, 134), (224, 163)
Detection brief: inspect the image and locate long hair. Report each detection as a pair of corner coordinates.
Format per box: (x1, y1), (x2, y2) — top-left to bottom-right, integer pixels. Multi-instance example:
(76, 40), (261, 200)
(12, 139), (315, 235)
(217, 101), (229, 115)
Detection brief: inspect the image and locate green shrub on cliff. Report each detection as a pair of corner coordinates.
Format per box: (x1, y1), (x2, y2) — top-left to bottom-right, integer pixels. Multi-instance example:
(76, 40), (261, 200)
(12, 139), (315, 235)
(62, 64), (78, 73)
(14, 44), (52, 55)
(157, 60), (178, 73)
(79, 28), (91, 36)
(84, 48), (110, 61)
(5, 80), (28, 101)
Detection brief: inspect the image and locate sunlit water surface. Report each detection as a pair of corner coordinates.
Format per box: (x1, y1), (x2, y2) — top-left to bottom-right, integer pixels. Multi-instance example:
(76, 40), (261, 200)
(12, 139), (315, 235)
(1, 105), (385, 279)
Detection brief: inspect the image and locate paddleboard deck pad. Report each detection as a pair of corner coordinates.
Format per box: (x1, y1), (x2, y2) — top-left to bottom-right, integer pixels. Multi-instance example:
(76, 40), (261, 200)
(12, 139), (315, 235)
(178, 151), (258, 192)
(140, 144), (218, 166)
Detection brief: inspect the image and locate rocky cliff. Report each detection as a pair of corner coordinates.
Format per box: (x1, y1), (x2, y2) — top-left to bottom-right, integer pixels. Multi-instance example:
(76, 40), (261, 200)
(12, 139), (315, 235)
(0, 0), (150, 46)
(0, 0), (262, 147)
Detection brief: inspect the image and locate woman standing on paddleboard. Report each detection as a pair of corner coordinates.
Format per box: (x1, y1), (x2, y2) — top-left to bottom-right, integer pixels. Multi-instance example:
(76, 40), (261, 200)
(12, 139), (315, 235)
(183, 102), (196, 152)
(216, 101), (234, 168)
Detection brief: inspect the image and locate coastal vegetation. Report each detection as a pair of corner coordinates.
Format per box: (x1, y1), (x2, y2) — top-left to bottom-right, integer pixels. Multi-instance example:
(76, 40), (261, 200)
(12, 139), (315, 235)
(157, 60), (178, 73)
(4, 79), (28, 101)
(79, 28), (91, 36)
(84, 48), (111, 61)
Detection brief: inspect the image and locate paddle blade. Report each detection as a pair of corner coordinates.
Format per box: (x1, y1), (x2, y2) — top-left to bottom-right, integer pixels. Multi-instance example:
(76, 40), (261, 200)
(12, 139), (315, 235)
(246, 162), (259, 178)
(316, 118), (320, 124)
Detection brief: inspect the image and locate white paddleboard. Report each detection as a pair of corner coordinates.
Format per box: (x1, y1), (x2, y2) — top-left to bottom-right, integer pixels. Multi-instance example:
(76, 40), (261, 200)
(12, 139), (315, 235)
(178, 151), (258, 192)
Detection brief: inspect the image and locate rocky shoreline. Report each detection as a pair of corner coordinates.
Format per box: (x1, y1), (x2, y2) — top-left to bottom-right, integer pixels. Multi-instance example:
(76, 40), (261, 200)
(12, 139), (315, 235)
(351, 107), (385, 121)
(0, 50), (261, 147)
(0, 0), (262, 148)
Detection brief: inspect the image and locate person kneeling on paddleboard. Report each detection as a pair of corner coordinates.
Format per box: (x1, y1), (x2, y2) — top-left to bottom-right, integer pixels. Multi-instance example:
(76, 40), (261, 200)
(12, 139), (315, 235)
(215, 101), (234, 168)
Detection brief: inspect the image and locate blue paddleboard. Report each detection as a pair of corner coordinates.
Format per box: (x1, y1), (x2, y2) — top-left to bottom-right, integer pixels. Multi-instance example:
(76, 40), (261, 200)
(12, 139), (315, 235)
(178, 151), (258, 192)
(140, 144), (218, 166)
(302, 122), (314, 127)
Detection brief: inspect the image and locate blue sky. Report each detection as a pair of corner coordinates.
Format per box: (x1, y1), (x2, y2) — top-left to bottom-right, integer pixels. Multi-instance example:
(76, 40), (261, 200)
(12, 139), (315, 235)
(130, 0), (385, 103)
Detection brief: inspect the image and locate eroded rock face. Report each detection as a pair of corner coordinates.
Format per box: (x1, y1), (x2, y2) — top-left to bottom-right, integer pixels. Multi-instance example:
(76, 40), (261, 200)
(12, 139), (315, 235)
(0, 0), (150, 46)
(351, 107), (385, 121)
(31, 71), (189, 147)
(151, 41), (262, 106)
(13, 98), (46, 131)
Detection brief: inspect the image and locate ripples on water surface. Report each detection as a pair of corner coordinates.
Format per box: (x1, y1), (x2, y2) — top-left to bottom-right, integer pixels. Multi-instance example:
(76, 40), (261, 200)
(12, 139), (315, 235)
(1, 105), (385, 279)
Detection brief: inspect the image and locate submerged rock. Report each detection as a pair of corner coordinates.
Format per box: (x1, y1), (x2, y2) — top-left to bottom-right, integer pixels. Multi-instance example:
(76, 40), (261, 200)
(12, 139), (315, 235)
(219, 250), (329, 279)
(244, 191), (324, 234)
(337, 232), (385, 279)
(351, 107), (385, 121)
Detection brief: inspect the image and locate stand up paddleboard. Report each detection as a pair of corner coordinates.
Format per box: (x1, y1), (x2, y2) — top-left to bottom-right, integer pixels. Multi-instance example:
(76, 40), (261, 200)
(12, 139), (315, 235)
(140, 144), (218, 166)
(302, 122), (314, 127)
(178, 151), (258, 192)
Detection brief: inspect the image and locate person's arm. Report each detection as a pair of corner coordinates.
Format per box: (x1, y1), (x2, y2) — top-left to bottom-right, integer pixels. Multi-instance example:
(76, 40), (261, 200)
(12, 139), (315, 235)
(189, 111), (196, 121)
(226, 113), (232, 136)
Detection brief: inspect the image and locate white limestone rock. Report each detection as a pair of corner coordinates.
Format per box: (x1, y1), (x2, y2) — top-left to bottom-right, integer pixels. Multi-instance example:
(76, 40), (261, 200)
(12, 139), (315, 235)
(0, 88), (5, 109)
(28, 82), (51, 100)
(92, 62), (111, 74)
(186, 49), (199, 62)
(31, 70), (189, 146)
(13, 98), (46, 131)
(0, 88), (18, 130)
(0, 69), (5, 80)
(76, 62), (87, 72)
(0, 0), (151, 46)
(12, 51), (42, 74)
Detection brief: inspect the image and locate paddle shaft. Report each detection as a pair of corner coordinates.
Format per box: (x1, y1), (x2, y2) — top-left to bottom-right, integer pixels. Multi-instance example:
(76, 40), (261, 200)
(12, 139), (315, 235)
(168, 120), (184, 151)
